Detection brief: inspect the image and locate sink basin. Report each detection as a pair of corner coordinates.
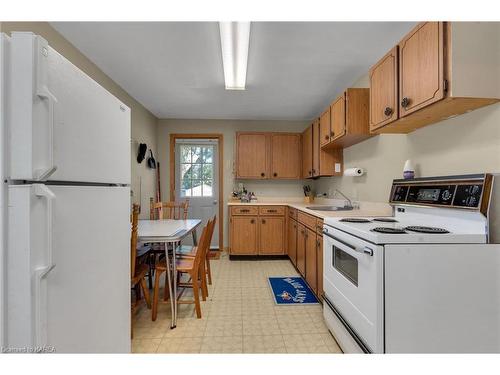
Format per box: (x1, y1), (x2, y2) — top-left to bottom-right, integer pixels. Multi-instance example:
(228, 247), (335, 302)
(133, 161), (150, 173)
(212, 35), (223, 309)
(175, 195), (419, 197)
(305, 206), (353, 211)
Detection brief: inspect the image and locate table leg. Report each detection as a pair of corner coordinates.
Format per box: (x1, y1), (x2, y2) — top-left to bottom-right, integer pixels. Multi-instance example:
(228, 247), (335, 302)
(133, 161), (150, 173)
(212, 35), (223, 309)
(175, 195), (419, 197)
(191, 229), (198, 246)
(164, 242), (175, 329)
(172, 241), (179, 327)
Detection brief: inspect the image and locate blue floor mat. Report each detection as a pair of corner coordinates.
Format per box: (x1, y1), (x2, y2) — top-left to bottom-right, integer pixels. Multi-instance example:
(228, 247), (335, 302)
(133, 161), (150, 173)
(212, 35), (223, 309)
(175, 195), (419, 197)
(268, 277), (319, 305)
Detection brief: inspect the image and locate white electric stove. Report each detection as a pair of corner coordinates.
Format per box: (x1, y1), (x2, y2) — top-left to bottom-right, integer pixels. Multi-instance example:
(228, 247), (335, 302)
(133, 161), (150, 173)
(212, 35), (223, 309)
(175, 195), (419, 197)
(322, 174), (500, 353)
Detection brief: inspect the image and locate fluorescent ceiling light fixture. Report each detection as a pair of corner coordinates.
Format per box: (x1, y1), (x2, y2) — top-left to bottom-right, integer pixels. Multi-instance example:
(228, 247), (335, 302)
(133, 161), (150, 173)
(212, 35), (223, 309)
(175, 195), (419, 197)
(219, 21), (251, 90)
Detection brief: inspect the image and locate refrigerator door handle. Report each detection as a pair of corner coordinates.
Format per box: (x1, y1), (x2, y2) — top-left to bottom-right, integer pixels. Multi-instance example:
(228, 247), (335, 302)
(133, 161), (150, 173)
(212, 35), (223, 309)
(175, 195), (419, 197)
(34, 36), (58, 181)
(34, 88), (58, 181)
(33, 184), (56, 347)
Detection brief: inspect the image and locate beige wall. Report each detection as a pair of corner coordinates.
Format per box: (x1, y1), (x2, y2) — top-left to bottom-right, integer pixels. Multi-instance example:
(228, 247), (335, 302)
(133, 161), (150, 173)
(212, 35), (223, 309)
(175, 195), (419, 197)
(156, 119), (309, 247)
(1, 22), (158, 217)
(314, 74), (500, 242)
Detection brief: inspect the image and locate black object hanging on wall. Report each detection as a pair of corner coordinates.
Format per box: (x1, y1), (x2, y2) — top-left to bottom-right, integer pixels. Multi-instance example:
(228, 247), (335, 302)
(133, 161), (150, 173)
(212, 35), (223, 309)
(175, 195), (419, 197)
(147, 149), (157, 169)
(137, 143), (147, 163)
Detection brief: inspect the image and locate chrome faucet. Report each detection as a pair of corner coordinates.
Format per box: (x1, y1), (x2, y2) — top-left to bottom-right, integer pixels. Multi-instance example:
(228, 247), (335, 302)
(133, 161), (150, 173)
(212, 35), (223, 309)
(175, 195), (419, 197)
(333, 189), (353, 209)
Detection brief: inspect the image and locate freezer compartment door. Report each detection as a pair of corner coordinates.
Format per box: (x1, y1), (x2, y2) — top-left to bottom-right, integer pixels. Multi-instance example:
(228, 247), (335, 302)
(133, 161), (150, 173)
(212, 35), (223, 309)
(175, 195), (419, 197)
(385, 244), (500, 353)
(9, 32), (130, 184)
(7, 184), (130, 353)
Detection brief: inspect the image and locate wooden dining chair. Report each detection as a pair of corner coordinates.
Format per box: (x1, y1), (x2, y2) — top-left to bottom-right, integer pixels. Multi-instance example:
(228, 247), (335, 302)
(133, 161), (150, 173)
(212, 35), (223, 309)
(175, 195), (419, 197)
(130, 204), (151, 337)
(151, 219), (212, 321)
(150, 198), (189, 220)
(178, 215), (217, 287)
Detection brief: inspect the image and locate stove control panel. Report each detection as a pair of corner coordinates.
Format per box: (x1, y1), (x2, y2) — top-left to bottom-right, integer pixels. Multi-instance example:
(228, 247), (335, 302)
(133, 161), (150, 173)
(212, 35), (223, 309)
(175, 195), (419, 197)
(389, 174), (493, 214)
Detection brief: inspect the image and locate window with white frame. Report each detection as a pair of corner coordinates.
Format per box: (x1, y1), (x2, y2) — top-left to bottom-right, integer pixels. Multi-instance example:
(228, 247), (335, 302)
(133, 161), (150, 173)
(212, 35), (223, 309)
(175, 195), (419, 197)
(179, 145), (214, 197)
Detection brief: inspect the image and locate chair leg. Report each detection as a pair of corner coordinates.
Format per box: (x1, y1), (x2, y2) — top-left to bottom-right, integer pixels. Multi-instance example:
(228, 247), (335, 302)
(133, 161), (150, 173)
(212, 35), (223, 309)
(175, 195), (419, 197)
(199, 262), (208, 300)
(191, 274), (202, 319)
(164, 269), (171, 301)
(147, 254), (154, 290)
(206, 257), (212, 285)
(140, 278), (152, 309)
(152, 270), (163, 321)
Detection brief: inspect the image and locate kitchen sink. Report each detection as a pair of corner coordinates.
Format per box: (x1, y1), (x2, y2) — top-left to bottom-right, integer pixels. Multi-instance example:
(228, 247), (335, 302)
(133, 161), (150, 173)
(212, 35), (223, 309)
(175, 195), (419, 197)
(305, 206), (354, 211)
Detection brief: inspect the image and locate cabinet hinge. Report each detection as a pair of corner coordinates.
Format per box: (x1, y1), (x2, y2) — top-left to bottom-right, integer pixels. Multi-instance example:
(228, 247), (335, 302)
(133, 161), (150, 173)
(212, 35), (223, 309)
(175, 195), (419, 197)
(443, 79), (449, 93)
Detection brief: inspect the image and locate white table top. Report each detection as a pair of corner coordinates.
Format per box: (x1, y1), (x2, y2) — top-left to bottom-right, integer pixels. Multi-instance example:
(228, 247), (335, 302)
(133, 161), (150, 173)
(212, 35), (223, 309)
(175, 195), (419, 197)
(138, 219), (201, 242)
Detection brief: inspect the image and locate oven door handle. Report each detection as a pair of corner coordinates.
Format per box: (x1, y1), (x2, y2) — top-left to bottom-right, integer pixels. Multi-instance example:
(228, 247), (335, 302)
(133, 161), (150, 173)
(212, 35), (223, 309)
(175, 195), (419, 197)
(323, 230), (374, 256)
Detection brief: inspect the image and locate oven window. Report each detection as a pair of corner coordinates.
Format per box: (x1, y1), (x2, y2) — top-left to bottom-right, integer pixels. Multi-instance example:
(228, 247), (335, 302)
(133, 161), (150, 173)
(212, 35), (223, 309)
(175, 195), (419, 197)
(333, 246), (358, 286)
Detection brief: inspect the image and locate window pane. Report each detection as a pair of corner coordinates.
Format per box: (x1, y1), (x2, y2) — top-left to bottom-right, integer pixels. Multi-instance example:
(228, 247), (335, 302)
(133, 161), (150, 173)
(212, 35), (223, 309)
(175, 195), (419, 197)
(180, 146), (191, 163)
(180, 179), (191, 197)
(202, 164), (213, 180)
(181, 164), (192, 180)
(191, 164), (201, 180)
(191, 147), (202, 164)
(191, 180), (202, 197)
(202, 146), (213, 163)
(202, 180), (213, 197)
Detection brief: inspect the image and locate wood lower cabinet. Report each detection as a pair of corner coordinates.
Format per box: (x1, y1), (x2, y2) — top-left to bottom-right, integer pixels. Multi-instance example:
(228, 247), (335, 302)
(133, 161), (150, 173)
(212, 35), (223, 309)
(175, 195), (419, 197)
(316, 235), (323, 299)
(259, 216), (285, 254)
(230, 216), (258, 255)
(270, 134), (301, 179)
(304, 227), (317, 294)
(296, 223), (306, 275)
(229, 205), (286, 256)
(288, 218), (298, 266)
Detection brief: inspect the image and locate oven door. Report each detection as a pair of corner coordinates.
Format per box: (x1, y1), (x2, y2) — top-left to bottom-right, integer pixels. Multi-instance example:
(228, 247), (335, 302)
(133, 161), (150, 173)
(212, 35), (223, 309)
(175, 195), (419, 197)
(323, 225), (384, 353)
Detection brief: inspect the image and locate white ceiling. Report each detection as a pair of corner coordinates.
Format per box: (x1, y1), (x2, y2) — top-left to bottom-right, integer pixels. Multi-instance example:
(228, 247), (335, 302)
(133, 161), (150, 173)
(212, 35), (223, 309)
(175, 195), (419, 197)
(50, 22), (415, 120)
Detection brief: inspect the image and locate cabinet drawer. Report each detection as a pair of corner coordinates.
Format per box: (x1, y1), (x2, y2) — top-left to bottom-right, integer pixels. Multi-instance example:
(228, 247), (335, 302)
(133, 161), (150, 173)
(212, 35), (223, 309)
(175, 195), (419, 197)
(288, 207), (298, 220)
(316, 218), (324, 235)
(298, 211), (317, 230)
(259, 206), (285, 216)
(230, 206), (259, 216)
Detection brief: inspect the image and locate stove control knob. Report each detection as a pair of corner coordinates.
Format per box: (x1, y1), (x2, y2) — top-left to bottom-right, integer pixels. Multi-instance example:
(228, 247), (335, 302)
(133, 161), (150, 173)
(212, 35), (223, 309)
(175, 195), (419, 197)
(466, 196), (477, 207)
(442, 190), (451, 201)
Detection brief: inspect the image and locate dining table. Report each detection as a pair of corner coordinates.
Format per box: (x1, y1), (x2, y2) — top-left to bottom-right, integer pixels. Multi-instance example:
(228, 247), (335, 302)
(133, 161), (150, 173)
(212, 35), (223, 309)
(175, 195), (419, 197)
(137, 218), (201, 328)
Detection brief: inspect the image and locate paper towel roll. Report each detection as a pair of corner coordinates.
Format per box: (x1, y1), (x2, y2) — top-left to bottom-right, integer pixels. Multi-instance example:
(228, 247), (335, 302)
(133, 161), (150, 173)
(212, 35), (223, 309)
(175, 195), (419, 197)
(344, 168), (364, 177)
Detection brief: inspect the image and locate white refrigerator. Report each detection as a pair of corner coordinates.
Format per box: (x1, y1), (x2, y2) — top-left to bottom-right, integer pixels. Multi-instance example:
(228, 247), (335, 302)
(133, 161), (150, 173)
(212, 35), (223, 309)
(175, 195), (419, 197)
(0, 32), (131, 353)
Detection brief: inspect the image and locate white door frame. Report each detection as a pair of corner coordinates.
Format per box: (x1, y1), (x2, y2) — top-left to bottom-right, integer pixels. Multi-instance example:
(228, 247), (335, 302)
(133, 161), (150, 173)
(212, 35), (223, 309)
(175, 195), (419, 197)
(169, 134), (224, 252)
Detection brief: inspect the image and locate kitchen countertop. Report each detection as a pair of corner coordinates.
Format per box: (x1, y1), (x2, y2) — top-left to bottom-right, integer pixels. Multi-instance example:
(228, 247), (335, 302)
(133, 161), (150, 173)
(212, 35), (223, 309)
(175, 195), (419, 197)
(227, 198), (393, 219)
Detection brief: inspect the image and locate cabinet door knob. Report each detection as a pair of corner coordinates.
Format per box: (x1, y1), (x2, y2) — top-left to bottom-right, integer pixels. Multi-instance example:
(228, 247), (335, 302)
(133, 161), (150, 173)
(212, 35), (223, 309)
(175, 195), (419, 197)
(273, 172), (277, 177)
(262, 219), (266, 224)
(330, 131), (335, 137)
(324, 135), (329, 140)
(260, 172), (265, 177)
(384, 107), (393, 116)
(312, 169), (316, 174)
(401, 97), (410, 108)
(250, 219), (255, 224)
(308, 170), (312, 175)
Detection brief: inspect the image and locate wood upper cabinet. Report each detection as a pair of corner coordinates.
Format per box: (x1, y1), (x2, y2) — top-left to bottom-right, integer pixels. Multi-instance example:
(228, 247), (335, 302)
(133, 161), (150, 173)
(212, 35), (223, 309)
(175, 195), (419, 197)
(270, 134), (301, 179)
(316, 235), (323, 298)
(304, 227), (317, 293)
(319, 108), (331, 147)
(370, 46), (399, 131)
(230, 216), (258, 255)
(236, 133), (269, 179)
(301, 125), (313, 178)
(399, 22), (445, 117)
(259, 216), (285, 255)
(330, 94), (346, 141)
(312, 120), (320, 177)
(296, 223), (306, 275)
(323, 88), (371, 149)
(288, 218), (298, 266)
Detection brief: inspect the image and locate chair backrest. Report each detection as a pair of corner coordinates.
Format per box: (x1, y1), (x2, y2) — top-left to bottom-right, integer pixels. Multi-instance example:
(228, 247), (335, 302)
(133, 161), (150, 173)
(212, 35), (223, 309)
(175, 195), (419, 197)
(130, 204), (140, 278)
(150, 198), (189, 220)
(192, 218), (213, 271)
(204, 216), (217, 256)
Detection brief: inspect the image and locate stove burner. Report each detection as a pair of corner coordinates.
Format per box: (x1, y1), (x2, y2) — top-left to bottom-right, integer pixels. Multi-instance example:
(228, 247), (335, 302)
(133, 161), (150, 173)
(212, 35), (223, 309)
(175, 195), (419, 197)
(339, 218), (371, 223)
(372, 218), (398, 223)
(371, 227), (407, 234)
(405, 226), (450, 234)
